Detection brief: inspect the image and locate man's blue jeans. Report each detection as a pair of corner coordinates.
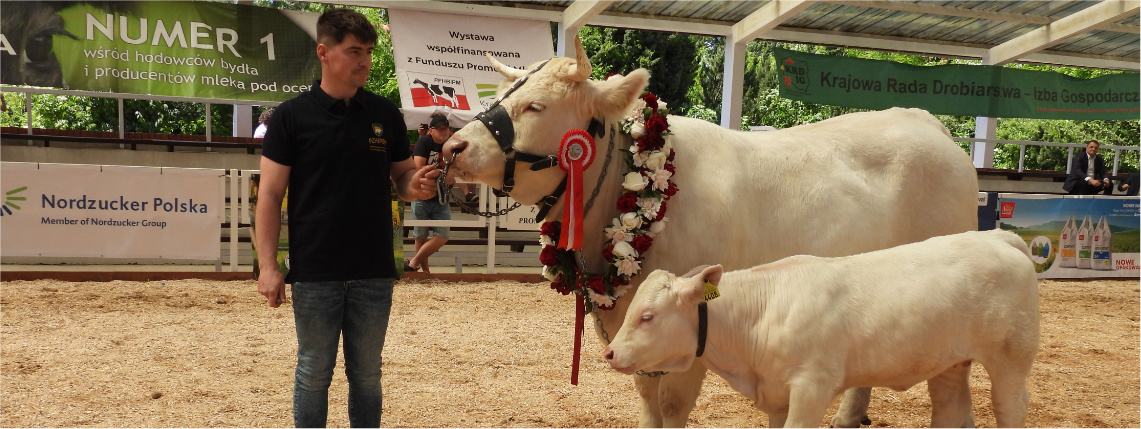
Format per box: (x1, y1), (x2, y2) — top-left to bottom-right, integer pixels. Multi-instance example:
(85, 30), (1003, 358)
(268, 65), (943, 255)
(291, 278), (394, 428)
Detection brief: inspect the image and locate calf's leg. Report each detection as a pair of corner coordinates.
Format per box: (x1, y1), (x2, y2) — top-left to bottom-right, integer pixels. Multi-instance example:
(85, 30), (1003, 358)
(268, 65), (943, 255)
(927, 361), (976, 428)
(658, 362), (709, 427)
(785, 377), (840, 428)
(634, 375), (664, 427)
(985, 363), (1031, 428)
(830, 387), (873, 427)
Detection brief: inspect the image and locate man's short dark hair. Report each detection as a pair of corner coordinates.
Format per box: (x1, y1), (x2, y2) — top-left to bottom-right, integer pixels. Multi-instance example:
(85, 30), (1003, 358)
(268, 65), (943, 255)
(317, 8), (378, 46)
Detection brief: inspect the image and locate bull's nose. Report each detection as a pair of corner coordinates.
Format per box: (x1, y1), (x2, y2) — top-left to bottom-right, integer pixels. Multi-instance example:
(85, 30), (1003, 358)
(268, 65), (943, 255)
(603, 346), (615, 362)
(443, 137), (468, 160)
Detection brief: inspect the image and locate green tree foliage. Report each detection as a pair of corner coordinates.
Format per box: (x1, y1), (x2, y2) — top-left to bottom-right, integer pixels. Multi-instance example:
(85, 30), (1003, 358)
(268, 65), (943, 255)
(579, 27), (696, 115)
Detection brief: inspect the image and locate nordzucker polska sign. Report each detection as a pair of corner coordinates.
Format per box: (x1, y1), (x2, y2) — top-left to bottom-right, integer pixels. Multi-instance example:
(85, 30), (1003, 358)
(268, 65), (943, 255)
(0, 2), (320, 103)
(776, 48), (1140, 120)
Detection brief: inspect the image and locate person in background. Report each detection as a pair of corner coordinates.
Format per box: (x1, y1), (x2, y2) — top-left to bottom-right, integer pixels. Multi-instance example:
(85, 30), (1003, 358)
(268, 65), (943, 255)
(1118, 172), (1139, 196)
(1063, 139), (1113, 195)
(405, 113), (454, 273)
(254, 8), (439, 428)
(254, 108), (274, 138)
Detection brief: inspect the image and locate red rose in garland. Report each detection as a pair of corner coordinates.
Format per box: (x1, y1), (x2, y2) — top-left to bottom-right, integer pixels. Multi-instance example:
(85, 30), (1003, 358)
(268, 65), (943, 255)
(539, 245), (559, 266)
(617, 193), (639, 213)
(631, 235), (653, 253)
(586, 276), (606, 295)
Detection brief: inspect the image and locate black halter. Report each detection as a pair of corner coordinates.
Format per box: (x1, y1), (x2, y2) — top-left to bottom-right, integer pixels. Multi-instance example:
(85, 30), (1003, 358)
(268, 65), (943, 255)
(472, 58), (605, 222)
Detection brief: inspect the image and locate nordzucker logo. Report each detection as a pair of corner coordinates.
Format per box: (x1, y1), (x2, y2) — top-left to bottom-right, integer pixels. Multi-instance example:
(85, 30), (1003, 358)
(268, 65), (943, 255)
(2, 186), (27, 216)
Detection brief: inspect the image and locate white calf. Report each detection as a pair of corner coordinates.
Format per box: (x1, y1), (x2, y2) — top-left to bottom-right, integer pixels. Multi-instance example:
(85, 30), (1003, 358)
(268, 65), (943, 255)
(604, 230), (1040, 428)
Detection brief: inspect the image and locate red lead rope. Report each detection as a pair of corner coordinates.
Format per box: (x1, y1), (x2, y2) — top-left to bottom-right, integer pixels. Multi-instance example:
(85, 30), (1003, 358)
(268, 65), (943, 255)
(572, 289), (585, 385)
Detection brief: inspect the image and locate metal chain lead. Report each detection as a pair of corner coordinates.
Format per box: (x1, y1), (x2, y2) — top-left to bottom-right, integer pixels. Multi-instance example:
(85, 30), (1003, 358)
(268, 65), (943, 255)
(437, 152), (522, 218)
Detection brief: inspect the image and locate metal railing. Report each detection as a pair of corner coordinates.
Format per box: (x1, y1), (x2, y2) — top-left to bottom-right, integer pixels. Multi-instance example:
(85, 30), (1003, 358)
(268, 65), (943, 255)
(955, 137), (1139, 174)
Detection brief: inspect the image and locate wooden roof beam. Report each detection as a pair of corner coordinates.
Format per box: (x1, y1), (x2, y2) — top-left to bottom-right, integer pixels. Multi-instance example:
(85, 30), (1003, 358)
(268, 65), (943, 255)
(987, 0), (1141, 65)
(732, 0), (816, 44)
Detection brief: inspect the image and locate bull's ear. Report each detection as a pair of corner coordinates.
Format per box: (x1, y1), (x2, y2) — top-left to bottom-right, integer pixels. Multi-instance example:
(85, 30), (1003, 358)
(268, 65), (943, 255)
(592, 68), (650, 120)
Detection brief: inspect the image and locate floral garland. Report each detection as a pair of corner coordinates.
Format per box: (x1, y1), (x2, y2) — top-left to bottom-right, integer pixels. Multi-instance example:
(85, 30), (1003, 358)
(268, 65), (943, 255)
(538, 93), (678, 312)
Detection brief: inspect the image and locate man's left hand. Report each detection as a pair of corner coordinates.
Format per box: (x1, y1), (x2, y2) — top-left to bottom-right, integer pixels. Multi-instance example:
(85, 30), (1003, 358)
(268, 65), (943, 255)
(410, 165), (440, 200)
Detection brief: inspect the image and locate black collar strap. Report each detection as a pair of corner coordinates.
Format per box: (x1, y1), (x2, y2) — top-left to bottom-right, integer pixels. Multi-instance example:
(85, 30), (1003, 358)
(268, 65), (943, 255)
(696, 301), (708, 358)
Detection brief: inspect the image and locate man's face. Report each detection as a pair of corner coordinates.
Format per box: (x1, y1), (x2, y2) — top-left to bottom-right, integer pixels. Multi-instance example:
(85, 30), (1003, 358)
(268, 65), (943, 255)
(1086, 142), (1100, 157)
(429, 124), (452, 144)
(319, 34), (374, 89)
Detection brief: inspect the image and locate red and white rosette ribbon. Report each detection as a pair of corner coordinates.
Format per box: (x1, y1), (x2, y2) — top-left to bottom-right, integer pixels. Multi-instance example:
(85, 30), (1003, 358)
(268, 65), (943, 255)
(558, 129), (594, 386)
(558, 129), (595, 251)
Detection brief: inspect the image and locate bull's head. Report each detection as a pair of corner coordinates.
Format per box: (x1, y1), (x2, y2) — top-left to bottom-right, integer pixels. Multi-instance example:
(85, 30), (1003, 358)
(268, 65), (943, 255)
(442, 36), (649, 207)
(603, 265), (724, 375)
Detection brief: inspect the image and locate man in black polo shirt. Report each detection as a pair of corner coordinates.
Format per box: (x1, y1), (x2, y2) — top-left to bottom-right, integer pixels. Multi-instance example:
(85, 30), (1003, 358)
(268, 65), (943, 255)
(254, 8), (439, 428)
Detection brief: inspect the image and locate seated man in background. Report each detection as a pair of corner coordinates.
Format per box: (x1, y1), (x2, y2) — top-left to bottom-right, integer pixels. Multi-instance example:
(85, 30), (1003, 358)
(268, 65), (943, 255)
(1063, 140), (1113, 195)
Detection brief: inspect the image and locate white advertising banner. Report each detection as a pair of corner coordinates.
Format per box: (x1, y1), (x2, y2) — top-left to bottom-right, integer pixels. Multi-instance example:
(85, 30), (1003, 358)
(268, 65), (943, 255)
(388, 7), (554, 128)
(1, 163), (225, 260)
(499, 197), (541, 231)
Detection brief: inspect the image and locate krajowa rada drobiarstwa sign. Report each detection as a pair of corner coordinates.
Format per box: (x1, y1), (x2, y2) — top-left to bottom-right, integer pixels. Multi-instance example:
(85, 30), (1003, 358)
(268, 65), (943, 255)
(776, 48), (1140, 120)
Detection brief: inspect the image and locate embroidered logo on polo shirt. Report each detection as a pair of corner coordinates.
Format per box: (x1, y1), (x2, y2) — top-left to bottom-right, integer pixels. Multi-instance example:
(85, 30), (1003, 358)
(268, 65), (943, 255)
(369, 123), (387, 152)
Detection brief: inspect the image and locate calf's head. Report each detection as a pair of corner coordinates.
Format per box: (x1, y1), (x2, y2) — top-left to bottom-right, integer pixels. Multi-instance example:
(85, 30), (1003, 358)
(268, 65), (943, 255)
(604, 265), (724, 375)
(441, 36), (649, 206)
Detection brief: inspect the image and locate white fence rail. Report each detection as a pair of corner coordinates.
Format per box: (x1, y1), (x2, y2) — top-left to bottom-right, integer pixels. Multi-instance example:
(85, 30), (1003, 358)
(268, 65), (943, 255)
(954, 137), (1139, 174)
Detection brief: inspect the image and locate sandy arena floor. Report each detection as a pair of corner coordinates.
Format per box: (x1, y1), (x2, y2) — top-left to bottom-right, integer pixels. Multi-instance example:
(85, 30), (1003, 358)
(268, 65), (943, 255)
(1, 278), (1137, 427)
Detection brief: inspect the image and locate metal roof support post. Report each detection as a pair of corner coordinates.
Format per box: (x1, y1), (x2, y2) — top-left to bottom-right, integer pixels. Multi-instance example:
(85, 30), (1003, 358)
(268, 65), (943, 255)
(720, 41), (746, 130)
(972, 117), (997, 168)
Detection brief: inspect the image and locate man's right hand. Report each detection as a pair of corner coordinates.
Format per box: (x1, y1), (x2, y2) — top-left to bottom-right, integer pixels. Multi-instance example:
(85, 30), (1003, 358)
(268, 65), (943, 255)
(258, 267), (287, 308)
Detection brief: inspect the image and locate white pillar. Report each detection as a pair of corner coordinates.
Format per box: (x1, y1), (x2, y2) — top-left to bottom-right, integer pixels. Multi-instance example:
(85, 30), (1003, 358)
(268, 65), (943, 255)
(556, 22), (575, 58)
(972, 116), (997, 168)
(720, 41), (746, 130)
(233, 105), (253, 137)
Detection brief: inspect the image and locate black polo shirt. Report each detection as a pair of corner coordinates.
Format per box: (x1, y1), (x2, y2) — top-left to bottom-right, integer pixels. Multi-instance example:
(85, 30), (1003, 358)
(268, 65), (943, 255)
(262, 82), (410, 282)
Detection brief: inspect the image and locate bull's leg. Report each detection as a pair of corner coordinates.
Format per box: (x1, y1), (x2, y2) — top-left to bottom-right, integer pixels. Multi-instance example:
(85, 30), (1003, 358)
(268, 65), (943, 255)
(927, 361), (976, 428)
(830, 387), (872, 427)
(985, 363), (1031, 428)
(634, 374), (664, 427)
(768, 411), (788, 428)
(657, 362), (708, 427)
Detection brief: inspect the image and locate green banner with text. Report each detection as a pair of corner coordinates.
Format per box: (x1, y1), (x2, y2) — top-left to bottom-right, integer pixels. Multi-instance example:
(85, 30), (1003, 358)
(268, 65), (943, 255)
(776, 48), (1140, 120)
(0, 2), (321, 103)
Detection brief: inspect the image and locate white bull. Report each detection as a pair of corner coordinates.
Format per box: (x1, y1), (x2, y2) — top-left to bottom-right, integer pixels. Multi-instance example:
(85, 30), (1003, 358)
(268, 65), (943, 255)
(441, 37), (980, 427)
(603, 229), (1041, 428)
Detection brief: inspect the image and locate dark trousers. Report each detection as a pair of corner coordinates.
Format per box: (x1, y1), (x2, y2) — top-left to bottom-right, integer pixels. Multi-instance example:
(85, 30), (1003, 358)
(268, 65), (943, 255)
(1068, 181), (1114, 195)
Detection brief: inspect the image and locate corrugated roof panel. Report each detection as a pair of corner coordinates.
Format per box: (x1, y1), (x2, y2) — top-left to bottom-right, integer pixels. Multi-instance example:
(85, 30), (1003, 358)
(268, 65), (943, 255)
(447, 0), (1138, 69)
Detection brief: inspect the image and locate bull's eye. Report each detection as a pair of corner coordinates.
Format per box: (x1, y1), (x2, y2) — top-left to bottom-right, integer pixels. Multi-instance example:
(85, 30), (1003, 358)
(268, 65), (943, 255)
(527, 102), (544, 112)
(640, 313), (653, 322)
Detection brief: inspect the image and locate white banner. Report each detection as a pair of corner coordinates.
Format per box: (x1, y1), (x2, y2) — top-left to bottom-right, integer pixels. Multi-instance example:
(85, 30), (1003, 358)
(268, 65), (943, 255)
(1, 163), (225, 260)
(388, 7), (554, 128)
(499, 197), (540, 231)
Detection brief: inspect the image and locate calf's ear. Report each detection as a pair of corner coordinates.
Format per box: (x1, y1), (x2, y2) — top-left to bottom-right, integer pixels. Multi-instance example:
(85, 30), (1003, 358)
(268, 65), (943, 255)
(676, 265), (723, 307)
(592, 68), (650, 120)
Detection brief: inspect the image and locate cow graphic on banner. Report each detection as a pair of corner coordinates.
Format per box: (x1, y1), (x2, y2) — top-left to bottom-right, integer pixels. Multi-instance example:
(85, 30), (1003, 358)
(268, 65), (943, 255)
(406, 72), (471, 110)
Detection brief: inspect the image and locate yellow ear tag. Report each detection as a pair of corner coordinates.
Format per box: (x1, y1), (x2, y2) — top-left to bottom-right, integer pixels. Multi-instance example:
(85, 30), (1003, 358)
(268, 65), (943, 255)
(703, 279), (720, 301)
